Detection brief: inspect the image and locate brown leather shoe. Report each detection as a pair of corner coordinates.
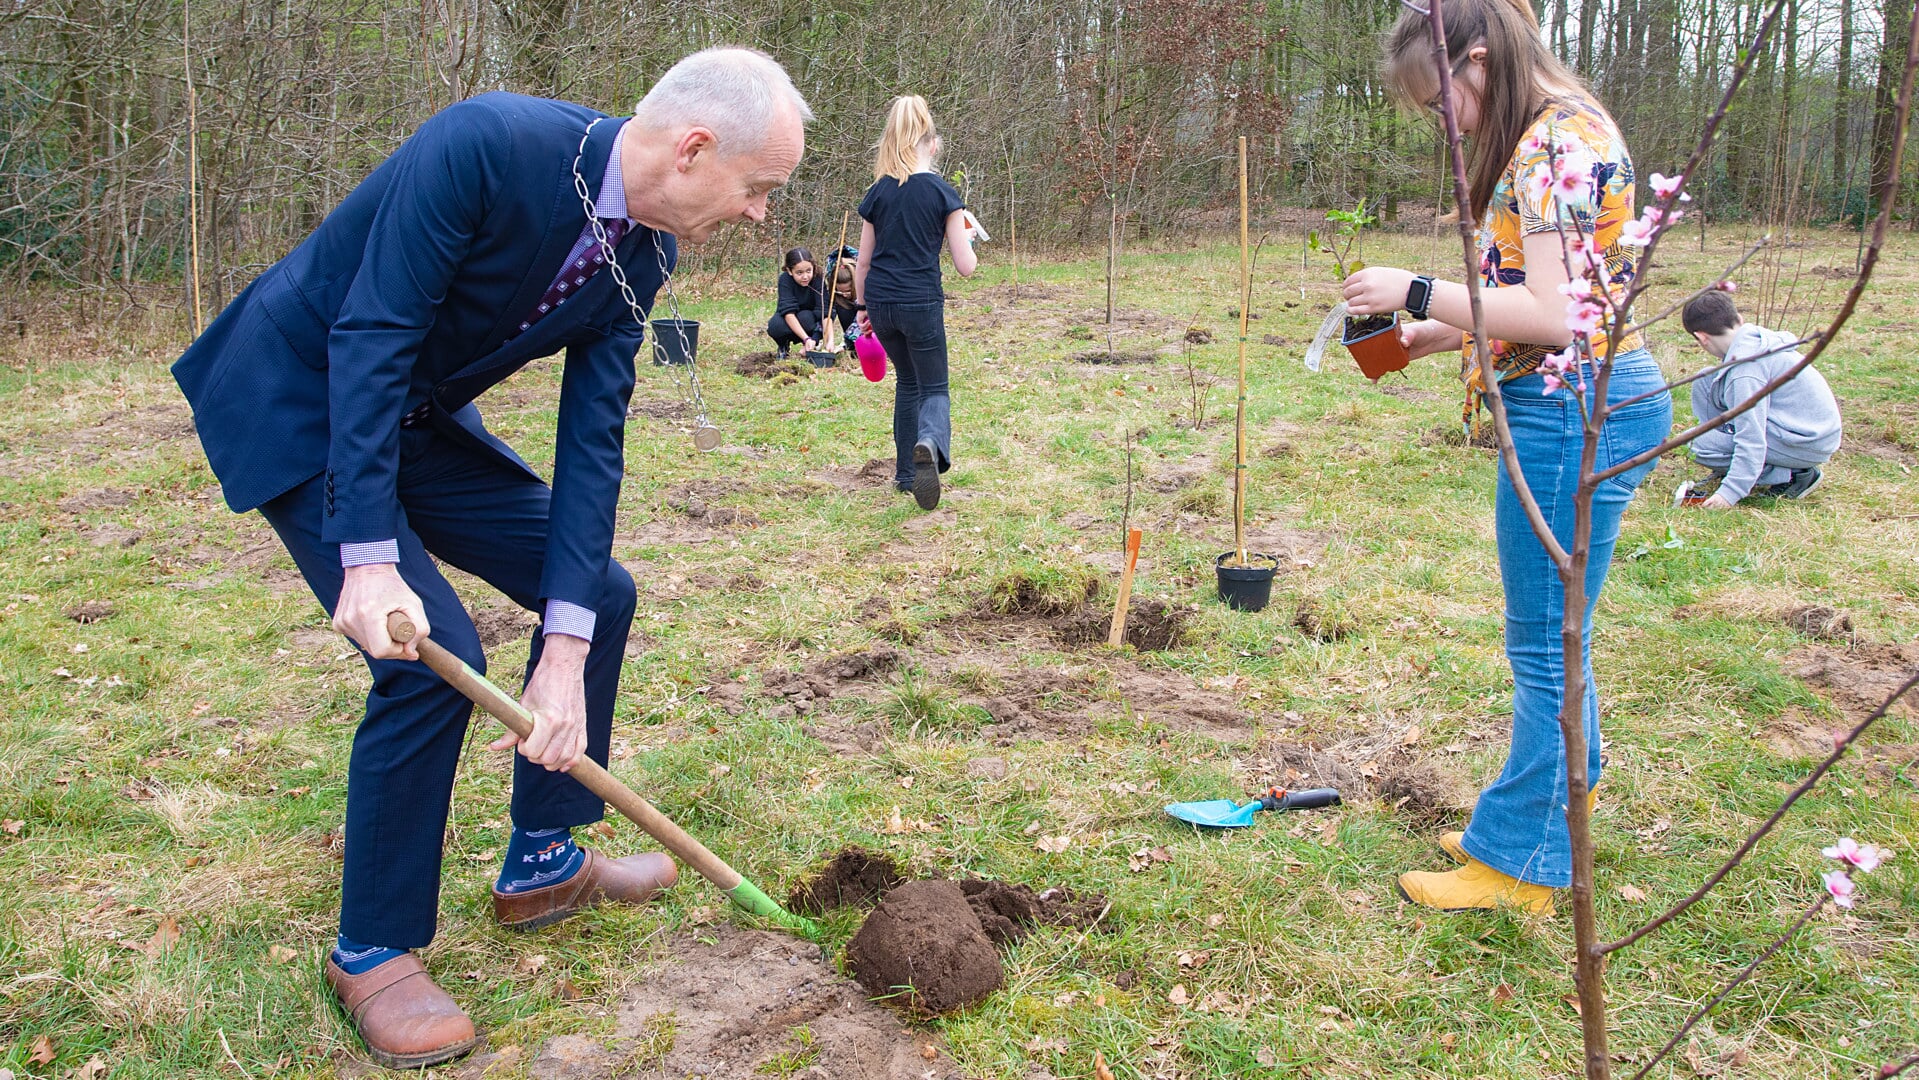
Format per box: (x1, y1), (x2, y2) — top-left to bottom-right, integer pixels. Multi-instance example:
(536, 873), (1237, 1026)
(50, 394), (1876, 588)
(492, 848), (677, 931)
(324, 954), (481, 1069)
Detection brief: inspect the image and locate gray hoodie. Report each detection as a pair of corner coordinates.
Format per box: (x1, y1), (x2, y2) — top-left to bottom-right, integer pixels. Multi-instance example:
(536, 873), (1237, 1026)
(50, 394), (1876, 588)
(1691, 323), (1843, 503)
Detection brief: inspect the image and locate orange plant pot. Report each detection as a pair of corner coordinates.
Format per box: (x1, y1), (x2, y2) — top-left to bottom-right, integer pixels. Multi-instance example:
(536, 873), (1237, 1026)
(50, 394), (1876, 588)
(1341, 312), (1410, 381)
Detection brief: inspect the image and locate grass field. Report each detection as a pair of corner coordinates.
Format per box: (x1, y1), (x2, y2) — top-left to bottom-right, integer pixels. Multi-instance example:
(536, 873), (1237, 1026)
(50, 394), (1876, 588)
(0, 219), (1914, 1079)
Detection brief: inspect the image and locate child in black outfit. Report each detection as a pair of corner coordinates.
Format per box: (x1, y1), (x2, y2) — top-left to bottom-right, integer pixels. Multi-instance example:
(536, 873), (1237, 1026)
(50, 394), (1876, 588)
(766, 247), (825, 356)
(853, 96), (980, 510)
(831, 262), (859, 350)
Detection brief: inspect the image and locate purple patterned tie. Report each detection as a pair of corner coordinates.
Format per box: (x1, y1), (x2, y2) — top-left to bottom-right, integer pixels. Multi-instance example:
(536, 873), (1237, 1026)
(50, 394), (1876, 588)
(511, 218), (629, 339)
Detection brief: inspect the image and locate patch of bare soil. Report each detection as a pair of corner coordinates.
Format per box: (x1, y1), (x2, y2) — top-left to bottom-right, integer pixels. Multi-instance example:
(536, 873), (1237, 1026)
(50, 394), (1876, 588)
(1787, 642), (1919, 723)
(445, 927), (963, 1080)
(666, 479), (761, 528)
(734, 350), (815, 382)
(65, 600), (115, 623)
(471, 604), (536, 649)
(746, 647), (906, 721)
(1058, 598), (1191, 651)
(628, 398), (689, 421)
(1250, 737), (1470, 825)
(787, 848), (906, 915)
(959, 879), (1107, 945)
(953, 282), (1070, 306)
(56, 488), (138, 513)
(1370, 379), (1440, 401)
(1073, 350), (1158, 365)
(1422, 422), (1497, 450)
(811, 457), (897, 493)
(1782, 604), (1856, 642)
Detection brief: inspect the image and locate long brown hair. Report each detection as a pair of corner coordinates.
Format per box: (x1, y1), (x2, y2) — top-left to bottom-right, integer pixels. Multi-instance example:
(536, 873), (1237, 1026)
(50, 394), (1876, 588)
(1384, 0), (1595, 223)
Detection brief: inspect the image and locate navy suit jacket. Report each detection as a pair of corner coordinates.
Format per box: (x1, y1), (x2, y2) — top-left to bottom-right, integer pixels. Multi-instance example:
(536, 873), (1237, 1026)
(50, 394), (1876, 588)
(173, 93), (673, 611)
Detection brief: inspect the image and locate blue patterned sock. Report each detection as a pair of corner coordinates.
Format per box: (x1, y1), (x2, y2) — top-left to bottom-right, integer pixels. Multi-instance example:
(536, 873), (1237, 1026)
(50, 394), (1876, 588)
(332, 934), (407, 975)
(496, 826), (584, 894)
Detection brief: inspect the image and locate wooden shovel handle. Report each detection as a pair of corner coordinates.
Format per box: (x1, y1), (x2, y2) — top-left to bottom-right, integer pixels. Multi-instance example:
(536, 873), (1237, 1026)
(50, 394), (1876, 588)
(385, 612), (743, 892)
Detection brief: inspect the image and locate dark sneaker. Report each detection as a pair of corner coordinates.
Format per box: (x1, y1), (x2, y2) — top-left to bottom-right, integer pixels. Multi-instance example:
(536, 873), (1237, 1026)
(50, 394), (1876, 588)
(1768, 467), (1823, 499)
(911, 441), (941, 510)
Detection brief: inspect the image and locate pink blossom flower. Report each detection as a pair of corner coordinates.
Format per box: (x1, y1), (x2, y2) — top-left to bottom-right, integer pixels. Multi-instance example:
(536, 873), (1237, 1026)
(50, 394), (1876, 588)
(1646, 205), (1685, 227)
(1823, 869), (1856, 909)
(1619, 215), (1656, 247)
(1713, 279), (1738, 293)
(1565, 298), (1603, 335)
(1539, 346), (1583, 395)
(1558, 277), (1594, 301)
(1823, 838), (1885, 873)
(1649, 172), (1693, 203)
(1523, 164), (1556, 203)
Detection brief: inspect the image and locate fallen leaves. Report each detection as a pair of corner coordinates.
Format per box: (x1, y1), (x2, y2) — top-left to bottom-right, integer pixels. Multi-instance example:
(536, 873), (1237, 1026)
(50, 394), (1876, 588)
(1127, 845), (1172, 872)
(75, 1056), (109, 1080)
(1166, 983), (1189, 1005)
(29, 1035), (54, 1065)
(1492, 982), (1515, 1003)
(1093, 1050), (1116, 1080)
(1034, 835), (1073, 855)
(267, 945), (298, 964)
(1176, 950), (1211, 969)
(516, 953), (547, 975)
(1618, 884), (1648, 902)
(1, 818), (22, 835)
(141, 916), (180, 955)
(881, 806), (937, 835)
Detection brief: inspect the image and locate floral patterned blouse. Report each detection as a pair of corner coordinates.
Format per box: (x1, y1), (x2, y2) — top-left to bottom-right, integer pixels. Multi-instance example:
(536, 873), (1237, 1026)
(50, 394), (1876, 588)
(1462, 97), (1642, 417)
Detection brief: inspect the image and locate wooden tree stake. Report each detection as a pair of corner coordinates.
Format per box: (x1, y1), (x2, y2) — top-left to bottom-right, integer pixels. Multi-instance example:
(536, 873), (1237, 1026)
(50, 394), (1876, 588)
(1107, 528), (1143, 648)
(1233, 135), (1251, 567)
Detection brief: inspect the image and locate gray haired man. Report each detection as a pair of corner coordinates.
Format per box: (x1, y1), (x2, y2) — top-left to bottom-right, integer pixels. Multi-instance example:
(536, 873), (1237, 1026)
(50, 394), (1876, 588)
(171, 47), (808, 1068)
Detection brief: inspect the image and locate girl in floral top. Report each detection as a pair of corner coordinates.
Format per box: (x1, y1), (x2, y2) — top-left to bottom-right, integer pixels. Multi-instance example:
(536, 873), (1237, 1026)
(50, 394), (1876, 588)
(1343, 0), (1674, 915)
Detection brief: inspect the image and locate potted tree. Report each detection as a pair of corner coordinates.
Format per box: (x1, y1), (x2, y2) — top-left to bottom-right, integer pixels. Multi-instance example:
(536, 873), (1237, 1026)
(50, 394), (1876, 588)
(1215, 137), (1280, 612)
(1316, 201), (1410, 381)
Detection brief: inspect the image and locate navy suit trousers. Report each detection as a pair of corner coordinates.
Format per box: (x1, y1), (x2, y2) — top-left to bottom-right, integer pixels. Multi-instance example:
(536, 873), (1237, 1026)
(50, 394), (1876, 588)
(259, 424), (635, 948)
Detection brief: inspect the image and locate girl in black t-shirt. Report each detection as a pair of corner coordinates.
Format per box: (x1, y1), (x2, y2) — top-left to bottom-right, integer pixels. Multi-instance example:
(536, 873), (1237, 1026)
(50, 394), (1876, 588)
(853, 95), (980, 510)
(766, 247), (825, 356)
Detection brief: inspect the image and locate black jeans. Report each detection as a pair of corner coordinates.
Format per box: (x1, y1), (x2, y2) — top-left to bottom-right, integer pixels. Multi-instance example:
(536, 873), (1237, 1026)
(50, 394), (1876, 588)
(866, 300), (952, 486)
(766, 309), (821, 350)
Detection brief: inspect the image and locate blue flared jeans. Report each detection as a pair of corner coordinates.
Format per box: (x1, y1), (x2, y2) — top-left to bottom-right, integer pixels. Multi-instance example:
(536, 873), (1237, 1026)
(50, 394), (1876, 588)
(1458, 350), (1672, 887)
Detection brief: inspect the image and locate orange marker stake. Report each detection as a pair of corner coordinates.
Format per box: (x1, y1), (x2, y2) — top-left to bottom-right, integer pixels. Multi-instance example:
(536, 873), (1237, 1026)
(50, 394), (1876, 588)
(1107, 528), (1143, 648)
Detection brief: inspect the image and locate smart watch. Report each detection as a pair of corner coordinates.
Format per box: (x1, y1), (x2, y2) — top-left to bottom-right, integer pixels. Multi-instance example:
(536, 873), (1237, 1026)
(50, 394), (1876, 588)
(1405, 275), (1435, 320)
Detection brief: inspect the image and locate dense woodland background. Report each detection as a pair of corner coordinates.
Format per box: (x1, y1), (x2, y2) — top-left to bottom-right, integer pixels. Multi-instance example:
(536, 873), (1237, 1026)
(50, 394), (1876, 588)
(1, 0), (1912, 307)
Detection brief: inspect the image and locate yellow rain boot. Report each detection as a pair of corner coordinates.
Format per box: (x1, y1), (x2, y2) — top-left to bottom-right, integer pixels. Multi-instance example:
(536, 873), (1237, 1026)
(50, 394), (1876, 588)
(1396, 857), (1556, 915)
(1438, 786), (1599, 865)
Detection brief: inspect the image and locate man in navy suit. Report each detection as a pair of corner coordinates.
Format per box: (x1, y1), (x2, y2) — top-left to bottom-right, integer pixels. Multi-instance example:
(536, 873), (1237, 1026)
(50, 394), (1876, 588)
(172, 48), (809, 1067)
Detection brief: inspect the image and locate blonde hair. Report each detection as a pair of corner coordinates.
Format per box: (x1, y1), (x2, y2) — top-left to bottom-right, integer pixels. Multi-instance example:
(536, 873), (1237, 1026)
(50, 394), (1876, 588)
(873, 95), (937, 183)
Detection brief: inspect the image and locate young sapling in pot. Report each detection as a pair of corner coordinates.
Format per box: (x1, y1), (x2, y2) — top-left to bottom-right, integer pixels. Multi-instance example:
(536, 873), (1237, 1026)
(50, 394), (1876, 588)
(1319, 201), (1411, 380)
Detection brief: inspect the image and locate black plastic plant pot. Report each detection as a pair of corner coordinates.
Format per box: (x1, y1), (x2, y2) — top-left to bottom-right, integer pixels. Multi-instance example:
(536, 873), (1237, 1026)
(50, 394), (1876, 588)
(804, 349), (838, 368)
(1215, 552), (1280, 612)
(650, 319), (699, 366)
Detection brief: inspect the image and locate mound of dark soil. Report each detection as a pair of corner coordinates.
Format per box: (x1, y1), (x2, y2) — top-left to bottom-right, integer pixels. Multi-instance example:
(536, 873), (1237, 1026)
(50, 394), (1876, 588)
(734, 351), (814, 380)
(787, 848), (906, 915)
(846, 880), (1003, 1013)
(960, 880), (1108, 945)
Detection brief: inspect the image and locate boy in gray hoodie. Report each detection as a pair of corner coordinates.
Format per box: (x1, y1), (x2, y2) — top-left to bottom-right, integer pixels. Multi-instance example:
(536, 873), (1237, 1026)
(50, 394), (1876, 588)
(1674, 290), (1842, 508)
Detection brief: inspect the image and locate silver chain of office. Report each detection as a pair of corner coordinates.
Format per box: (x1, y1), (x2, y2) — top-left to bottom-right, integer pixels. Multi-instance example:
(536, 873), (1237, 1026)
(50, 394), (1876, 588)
(573, 118), (722, 452)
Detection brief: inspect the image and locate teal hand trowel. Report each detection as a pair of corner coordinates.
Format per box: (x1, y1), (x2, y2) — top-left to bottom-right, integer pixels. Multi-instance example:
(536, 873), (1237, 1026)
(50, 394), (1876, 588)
(1165, 786), (1342, 828)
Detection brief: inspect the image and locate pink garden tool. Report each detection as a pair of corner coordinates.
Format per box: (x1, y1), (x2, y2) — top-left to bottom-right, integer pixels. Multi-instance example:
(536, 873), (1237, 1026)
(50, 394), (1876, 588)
(855, 331), (888, 382)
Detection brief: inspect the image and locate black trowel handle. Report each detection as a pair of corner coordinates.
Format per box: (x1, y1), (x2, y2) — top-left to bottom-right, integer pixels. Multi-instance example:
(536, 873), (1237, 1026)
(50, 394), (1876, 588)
(1261, 787), (1342, 812)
